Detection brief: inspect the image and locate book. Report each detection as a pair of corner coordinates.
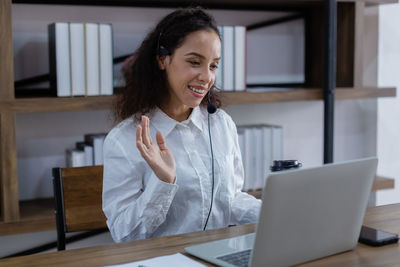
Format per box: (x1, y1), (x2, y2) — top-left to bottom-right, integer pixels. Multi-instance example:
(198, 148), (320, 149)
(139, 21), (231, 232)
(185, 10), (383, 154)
(48, 23), (71, 97)
(243, 127), (253, 191)
(84, 133), (107, 166)
(222, 26), (234, 91)
(76, 141), (94, 166)
(69, 23), (86, 96)
(84, 23), (100, 96)
(237, 124), (283, 191)
(272, 126), (283, 162)
(262, 126), (273, 182)
(254, 127), (264, 189)
(66, 149), (86, 167)
(234, 26), (246, 91)
(215, 26), (224, 90)
(99, 24), (114, 95)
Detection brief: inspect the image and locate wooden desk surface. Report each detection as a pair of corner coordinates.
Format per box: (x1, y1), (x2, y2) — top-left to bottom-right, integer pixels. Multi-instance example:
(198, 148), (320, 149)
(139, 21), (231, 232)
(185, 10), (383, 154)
(1, 204), (400, 267)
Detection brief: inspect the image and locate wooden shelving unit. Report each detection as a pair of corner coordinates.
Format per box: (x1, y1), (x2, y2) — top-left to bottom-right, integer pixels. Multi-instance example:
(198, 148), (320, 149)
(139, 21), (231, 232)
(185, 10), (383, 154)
(0, 0), (397, 235)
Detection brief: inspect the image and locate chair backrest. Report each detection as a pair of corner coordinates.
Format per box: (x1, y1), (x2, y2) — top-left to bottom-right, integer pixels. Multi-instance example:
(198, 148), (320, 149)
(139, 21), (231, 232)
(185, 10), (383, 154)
(53, 165), (107, 250)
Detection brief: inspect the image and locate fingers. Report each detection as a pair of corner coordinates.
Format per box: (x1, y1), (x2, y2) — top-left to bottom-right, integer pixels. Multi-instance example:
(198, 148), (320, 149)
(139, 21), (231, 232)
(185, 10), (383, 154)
(156, 131), (167, 151)
(141, 116), (153, 147)
(136, 124), (149, 158)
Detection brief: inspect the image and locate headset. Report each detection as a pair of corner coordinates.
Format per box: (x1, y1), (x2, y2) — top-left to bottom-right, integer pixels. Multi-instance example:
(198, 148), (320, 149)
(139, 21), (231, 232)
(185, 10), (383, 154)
(157, 32), (217, 230)
(203, 90), (216, 230)
(157, 32), (170, 56)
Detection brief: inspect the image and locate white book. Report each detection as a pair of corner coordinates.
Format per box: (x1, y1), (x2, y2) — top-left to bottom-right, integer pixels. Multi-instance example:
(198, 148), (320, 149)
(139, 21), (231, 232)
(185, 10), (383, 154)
(69, 23), (85, 96)
(243, 127), (254, 191)
(93, 135), (106, 165)
(254, 127), (264, 190)
(67, 149), (86, 167)
(262, 126), (273, 183)
(248, 127), (259, 190)
(223, 26), (234, 91)
(215, 26), (224, 90)
(237, 129), (245, 167)
(272, 126), (283, 162)
(84, 23), (100, 96)
(234, 26), (246, 91)
(83, 145), (94, 166)
(237, 128), (246, 185)
(48, 23), (71, 97)
(99, 24), (113, 95)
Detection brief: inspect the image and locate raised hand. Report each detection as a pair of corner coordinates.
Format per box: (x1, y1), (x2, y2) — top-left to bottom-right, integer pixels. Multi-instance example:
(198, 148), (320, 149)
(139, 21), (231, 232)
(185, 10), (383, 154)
(136, 115), (176, 184)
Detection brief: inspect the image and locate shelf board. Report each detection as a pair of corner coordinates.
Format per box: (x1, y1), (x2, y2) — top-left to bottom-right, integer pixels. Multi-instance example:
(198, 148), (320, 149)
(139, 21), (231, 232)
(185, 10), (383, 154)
(373, 176), (395, 191)
(0, 198), (55, 236)
(0, 87), (395, 113)
(11, 0), (398, 9)
(246, 175), (395, 199)
(221, 87), (396, 106)
(0, 95), (114, 113)
(0, 175), (394, 236)
(11, 0), (322, 10)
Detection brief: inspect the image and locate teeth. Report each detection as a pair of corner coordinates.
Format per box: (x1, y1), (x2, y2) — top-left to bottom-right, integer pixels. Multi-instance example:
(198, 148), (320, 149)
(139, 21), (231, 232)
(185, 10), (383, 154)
(189, 86), (205, 94)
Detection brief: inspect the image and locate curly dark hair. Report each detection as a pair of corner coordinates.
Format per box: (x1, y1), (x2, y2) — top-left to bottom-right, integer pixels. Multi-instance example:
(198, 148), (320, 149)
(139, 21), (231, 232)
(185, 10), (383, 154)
(113, 7), (222, 123)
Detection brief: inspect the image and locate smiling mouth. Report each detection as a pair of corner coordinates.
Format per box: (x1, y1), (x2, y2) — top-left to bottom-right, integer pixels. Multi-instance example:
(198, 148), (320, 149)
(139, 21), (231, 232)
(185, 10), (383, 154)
(188, 86), (206, 94)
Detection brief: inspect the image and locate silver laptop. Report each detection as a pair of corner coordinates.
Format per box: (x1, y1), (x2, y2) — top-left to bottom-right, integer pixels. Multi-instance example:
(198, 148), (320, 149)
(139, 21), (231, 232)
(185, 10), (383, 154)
(185, 157), (378, 267)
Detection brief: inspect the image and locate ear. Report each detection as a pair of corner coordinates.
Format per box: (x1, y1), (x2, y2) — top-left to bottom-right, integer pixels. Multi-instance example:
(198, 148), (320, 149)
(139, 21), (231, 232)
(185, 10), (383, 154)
(157, 55), (167, 70)
(157, 46), (169, 70)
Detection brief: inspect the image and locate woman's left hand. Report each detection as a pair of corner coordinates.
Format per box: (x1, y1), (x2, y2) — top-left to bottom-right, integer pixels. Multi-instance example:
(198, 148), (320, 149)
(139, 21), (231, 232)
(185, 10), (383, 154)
(136, 115), (176, 184)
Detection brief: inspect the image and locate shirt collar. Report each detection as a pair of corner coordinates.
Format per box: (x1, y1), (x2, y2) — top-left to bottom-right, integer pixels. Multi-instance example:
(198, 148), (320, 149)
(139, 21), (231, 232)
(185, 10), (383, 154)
(150, 106), (204, 136)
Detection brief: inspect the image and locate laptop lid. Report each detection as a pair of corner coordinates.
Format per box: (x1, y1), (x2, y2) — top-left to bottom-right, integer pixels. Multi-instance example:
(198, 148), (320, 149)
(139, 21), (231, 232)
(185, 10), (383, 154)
(251, 157), (377, 266)
(185, 157), (377, 267)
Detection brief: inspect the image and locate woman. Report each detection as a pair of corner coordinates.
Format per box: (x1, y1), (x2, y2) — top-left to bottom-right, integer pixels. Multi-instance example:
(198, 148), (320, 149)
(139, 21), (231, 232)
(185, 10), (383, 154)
(103, 7), (261, 243)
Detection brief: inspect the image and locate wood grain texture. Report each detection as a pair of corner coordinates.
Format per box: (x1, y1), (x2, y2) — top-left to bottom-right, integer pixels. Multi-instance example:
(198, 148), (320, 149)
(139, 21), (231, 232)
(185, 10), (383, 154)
(372, 176), (395, 191)
(221, 87), (396, 106)
(335, 87), (396, 99)
(248, 175), (395, 200)
(0, 96), (114, 113)
(340, 0), (398, 4)
(0, 0), (14, 101)
(305, 5), (324, 87)
(353, 2), (365, 87)
(1, 204), (400, 267)
(0, 113), (19, 222)
(305, 2), (369, 88)
(337, 2), (355, 87)
(60, 166), (106, 232)
(0, 87), (395, 113)
(0, 198), (55, 236)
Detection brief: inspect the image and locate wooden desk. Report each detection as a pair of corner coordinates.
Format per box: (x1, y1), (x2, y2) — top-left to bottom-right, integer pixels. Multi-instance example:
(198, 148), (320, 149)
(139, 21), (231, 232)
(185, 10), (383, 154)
(1, 204), (400, 267)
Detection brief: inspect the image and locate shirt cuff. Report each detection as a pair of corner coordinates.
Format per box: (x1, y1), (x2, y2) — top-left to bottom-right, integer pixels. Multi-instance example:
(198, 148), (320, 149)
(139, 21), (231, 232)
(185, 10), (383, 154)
(141, 173), (179, 206)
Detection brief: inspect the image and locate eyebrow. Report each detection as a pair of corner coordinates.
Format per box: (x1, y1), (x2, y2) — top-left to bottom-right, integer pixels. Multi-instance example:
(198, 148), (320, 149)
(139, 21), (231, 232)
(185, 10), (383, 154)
(184, 52), (220, 61)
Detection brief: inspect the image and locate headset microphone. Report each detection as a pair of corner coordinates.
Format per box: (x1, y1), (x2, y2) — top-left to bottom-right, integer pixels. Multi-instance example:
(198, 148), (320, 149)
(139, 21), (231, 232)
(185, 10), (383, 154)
(204, 89), (216, 231)
(207, 91), (217, 114)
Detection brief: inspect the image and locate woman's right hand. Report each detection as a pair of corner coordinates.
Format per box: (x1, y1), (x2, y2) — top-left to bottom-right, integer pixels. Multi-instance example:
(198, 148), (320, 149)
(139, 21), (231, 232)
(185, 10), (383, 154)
(136, 115), (176, 184)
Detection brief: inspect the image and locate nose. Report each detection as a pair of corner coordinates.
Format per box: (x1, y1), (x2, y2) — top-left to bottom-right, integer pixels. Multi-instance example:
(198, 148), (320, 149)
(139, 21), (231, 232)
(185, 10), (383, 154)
(198, 66), (213, 85)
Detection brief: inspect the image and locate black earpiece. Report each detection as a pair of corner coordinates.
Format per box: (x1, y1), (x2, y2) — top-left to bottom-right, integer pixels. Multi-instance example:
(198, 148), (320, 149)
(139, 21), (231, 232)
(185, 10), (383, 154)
(207, 91), (217, 114)
(158, 47), (170, 56)
(157, 32), (170, 56)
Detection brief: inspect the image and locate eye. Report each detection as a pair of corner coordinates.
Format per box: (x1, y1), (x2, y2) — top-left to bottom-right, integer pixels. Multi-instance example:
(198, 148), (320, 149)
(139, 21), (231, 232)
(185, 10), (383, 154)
(188, 60), (200, 66)
(210, 64), (218, 71)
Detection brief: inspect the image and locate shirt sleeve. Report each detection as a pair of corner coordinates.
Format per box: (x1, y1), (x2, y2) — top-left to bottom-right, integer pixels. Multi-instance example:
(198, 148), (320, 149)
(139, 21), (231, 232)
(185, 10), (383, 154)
(102, 135), (178, 242)
(227, 117), (262, 225)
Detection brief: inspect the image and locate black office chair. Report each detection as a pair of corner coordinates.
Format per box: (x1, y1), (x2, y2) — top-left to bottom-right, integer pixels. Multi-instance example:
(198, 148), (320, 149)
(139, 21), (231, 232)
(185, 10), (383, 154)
(52, 166), (108, 250)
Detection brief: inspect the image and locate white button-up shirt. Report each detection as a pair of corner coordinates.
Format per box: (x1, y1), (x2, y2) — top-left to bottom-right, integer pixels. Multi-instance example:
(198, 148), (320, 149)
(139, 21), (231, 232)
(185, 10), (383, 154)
(102, 106), (261, 242)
